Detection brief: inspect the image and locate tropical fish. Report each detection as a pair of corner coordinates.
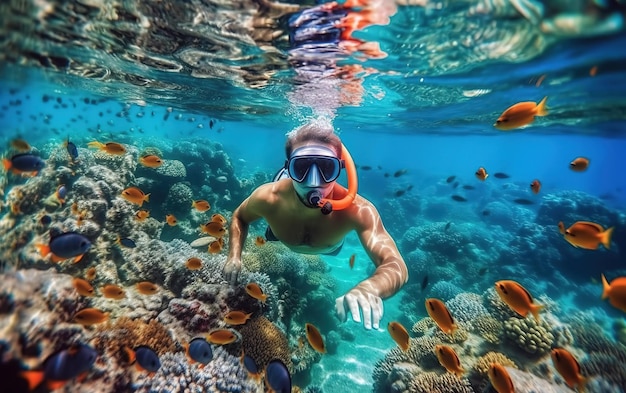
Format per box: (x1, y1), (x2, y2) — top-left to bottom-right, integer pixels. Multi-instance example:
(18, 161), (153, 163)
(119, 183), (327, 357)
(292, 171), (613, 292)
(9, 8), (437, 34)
(136, 281), (158, 295)
(558, 221), (566, 235)
(255, 236), (266, 246)
(37, 231), (91, 263)
(494, 96), (548, 130)
(305, 323), (326, 354)
(434, 345), (464, 377)
(101, 284), (126, 300)
(245, 283), (267, 302)
(462, 185), (475, 190)
(475, 167), (488, 181)
(117, 236), (136, 248)
(569, 157), (589, 172)
(493, 172), (510, 179)
(512, 198), (534, 205)
(87, 141), (126, 155)
(72, 308), (108, 326)
(206, 329), (237, 345)
(425, 298), (458, 334)
(349, 254), (356, 269)
(200, 221), (226, 237)
(3, 153), (45, 175)
(494, 280), (543, 322)
(211, 213), (227, 225)
(240, 351), (261, 381)
(165, 214), (177, 226)
(20, 343), (97, 391)
(550, 348), (586, 390)
(216, 176), (228, 182)
(186, 257), (203, 270)
(394, 169), (408, 177)
(563, 221), (613, 250)
(192, 200), (211, 212)
(601, 273), (626, 312)
(421, 275), (429, 291)
(139, 155), (163, 168)
(264, 359), (291, 393)
(451, 195), (467, 202)
(73, 278), (94, 297)
(55, 185), (68, 204)
(10, 138), (31, 151)
(65, 138), (78, 161)
(125, 346), (161, 374)
(444, 222), (451, 231)
(224, 311), (253, 325)
(185, 337), (213, 367)
(387, 321), (410, 351)
(530, 179), (541, 194)
(446, 175), (456, 183)
(121, 187), (150, 206)
(488, 363), (515, 393)
(40, 214), (52, 226)
(208, 239), (223, 254)
(135, 210), (150, 221)
(85, 266), (97, 281)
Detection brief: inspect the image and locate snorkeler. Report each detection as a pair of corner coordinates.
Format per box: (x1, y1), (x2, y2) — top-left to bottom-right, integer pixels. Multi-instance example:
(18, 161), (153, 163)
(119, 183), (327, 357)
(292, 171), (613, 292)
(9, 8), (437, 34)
(223, 120), (408, 330)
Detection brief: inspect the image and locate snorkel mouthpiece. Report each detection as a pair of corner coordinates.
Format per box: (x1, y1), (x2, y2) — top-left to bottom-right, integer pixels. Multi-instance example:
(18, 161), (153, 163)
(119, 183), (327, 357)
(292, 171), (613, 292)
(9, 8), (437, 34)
(307, 190), (323, 207)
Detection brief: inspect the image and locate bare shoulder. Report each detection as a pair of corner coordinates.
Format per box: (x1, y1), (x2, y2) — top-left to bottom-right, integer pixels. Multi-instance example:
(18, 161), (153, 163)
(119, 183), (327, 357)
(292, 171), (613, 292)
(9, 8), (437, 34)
(343, 193), (380, 229)
(246, 179), (291, 212)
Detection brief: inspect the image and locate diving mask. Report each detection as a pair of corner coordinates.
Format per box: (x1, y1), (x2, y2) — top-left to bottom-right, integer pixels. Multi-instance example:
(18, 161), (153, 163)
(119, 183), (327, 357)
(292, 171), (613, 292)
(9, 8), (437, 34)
(286, 145), (343, 207)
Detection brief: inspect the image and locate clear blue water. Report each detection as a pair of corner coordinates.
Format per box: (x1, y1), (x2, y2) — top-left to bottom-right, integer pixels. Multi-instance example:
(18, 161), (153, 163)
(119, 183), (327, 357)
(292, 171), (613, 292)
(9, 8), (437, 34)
(1, 0), (626, 392)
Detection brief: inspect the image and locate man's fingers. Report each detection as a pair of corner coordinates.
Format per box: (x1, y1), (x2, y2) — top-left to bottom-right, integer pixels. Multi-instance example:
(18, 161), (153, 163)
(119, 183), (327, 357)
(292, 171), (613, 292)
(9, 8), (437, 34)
(335, 296), (347, 322)
(371, 294), (383, 330)
(347, 294), (361, 323)
(358, 295), (372, 330)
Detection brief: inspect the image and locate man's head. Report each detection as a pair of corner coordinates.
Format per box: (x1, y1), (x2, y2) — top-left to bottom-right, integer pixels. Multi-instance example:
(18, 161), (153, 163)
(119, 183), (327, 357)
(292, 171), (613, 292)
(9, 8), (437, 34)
(284, 120), (343, 207)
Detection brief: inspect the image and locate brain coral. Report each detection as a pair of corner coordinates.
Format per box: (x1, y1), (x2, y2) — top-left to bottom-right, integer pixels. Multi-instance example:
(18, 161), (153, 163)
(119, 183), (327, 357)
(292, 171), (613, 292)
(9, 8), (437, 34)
(408, 371), (473, 393)
(239, 316), (291, 372)
(503, 317), (554, 355)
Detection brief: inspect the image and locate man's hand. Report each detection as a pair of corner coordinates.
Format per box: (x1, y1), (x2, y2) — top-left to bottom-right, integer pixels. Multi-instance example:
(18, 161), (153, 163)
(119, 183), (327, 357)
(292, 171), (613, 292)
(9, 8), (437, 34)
(335, 287), (384, 330)
(222, 257), (242, 285)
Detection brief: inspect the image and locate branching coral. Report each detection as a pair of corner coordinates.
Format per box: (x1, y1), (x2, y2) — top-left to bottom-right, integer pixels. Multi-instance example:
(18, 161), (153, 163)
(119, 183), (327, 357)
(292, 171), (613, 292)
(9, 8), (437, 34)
(472, 315), (503, 345)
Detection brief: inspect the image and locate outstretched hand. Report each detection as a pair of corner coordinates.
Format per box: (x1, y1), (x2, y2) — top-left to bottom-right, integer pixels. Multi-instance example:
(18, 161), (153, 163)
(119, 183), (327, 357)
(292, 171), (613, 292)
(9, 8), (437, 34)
(335, 287), (384, 330)
(222, 257), (242, 285)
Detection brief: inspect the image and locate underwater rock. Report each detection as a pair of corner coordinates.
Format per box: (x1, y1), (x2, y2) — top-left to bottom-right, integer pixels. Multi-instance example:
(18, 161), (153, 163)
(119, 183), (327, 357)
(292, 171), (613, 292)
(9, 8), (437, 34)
(506, 367), (573, 393)
(164, 182), (194, 214)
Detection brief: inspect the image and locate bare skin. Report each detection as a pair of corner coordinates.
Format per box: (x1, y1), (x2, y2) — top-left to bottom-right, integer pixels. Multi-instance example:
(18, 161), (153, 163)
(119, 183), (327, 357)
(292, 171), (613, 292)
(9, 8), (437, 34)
(223, 164), (408, 330)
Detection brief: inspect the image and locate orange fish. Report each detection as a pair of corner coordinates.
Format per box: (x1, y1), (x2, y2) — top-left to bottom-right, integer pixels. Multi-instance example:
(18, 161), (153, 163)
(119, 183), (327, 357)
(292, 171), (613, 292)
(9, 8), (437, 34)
(589, 65), (598, 77)
(245, 282), (267, 303)
(206, 329), (237, 345)
(224, 311), (253, 325)
(550, 348), (587, 390)
(495, 280), (543, 322)
(569, 157), (590, 172)
(601, 273), (626, 312)
(211, 213), (227, 225)
(563, 221), (613, 250)
(186, 257), (203, 270)
(87, 141), (126, 155)
(387, 321), (410, 352)
(139, 155), (163, 168)
(208, 239), (223, 254)
(101, 284), (126, 300)
(165, 214), (177, 226)
(435, 345), (464, 377)
(73, 308), (108, 326)
(10, 138), (31, 151)
(192, 200), (211, 212)
(475, 167), (488, 181)
(135, 210), (150, 221)
(121, 187), (150, 206)
(558, 221), (566, 235)
(494, 96), (548, 130)
(200, 221), (226, 237)
(85, 266), (97, 281)
(255, 236), (266, 246)
(72, 278), (94, 297)
(425, 298), (458, 334)
(530, 179), (541, 194)
(76, 210), (88, 227)
(136, 281), (158, 295)
(305, 323), (326, 354)
(488, 363), (515, 393)
(349, 254), (356, 269)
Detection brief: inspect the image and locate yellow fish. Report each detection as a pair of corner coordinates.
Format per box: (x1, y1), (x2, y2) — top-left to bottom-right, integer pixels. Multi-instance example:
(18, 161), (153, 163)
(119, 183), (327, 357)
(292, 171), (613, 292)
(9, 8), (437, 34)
(494, 96), (548, 130)
(387, 321), (410, 351)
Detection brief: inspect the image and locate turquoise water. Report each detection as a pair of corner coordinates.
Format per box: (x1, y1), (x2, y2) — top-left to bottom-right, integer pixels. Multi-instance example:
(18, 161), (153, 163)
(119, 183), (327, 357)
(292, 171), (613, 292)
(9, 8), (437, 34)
(1, 0), (626, 392)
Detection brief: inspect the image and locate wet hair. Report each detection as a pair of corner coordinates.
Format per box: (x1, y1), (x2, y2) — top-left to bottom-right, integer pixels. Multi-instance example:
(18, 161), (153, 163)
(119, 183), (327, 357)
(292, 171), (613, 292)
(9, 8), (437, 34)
(285, 120), (342, 158)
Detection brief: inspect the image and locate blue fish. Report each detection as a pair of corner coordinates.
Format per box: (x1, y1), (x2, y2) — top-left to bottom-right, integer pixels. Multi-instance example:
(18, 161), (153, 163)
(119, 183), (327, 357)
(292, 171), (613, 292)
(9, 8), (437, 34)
(37, 232), (91, 263)
(133, 346), (160, 373)
(186, 338), (213, 366)
(2, 153), (45, 174)
(264, 359), (291, 393)
(65, 138), (78, 160)
(241, 352), (261, 381)
(40, 215), (52, 226)
(117, 236), (136, 248)
(56, 185), (68, 201)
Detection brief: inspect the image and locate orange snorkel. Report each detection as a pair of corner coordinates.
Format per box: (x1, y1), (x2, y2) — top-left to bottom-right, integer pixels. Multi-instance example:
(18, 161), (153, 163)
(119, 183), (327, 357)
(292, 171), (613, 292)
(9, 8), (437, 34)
(317, 143), (358, 214)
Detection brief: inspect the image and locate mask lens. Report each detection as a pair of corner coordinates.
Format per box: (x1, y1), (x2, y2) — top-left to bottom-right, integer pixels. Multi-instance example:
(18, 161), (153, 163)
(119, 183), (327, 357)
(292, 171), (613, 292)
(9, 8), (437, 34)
(288, 156), (340, 183)
(316, 158), (340, 182)
(290, 157), (312, 182)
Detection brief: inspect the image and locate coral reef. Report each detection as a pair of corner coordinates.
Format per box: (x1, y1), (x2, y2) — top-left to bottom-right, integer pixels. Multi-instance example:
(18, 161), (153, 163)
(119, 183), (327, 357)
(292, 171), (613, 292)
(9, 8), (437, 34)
(239, 316), (292, 372)
(503, 317), (554, 355)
